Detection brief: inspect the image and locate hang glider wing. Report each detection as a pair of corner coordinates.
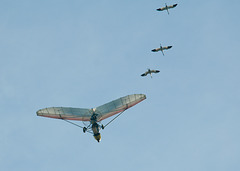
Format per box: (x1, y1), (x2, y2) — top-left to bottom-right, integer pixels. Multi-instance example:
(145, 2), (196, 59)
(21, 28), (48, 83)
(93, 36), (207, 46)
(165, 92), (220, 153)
(36, 107), (92, 121)
(95, 94), (146, 121)
(37, 94), (146, 122)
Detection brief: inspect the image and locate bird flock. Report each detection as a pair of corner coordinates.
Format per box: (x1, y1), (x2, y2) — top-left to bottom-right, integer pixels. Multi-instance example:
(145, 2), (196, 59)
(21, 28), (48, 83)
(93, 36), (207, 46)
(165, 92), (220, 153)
(141, 3), (178, 78)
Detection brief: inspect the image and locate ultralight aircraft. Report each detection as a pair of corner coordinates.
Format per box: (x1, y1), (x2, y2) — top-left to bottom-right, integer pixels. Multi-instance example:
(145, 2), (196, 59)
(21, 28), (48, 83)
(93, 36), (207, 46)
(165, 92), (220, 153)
(37, 94), (146, 142)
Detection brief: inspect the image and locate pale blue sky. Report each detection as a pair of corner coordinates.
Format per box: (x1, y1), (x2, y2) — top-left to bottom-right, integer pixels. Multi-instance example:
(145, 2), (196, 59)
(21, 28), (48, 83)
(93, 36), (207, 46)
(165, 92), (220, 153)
(0, 0), (240, 171)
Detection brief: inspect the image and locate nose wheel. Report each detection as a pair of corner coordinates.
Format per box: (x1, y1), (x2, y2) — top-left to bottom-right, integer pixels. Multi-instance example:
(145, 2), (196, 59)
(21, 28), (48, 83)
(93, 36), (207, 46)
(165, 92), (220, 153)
(101, 125), (104, 129)
(83, 127), (87, 133)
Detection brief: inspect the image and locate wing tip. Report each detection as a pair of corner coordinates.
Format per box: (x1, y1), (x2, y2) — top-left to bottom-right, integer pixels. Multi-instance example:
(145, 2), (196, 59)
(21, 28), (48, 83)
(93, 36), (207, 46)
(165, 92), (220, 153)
(36, 110), (40, 116)
(142, 94), (147, 100)
(36, 109), (44, 116)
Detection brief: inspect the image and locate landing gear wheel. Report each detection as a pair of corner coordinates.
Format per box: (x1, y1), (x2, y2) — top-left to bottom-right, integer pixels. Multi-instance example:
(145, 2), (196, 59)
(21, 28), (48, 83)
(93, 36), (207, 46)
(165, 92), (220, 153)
(101, 125), (104, 129)
(83, 127), (87, 133)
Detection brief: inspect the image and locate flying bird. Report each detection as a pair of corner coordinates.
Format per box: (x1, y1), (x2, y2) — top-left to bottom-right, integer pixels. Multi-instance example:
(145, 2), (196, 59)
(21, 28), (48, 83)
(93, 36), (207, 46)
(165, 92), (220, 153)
(152, 43), (172, 56)
(141, 69), (160, 78)
(157, 3), (177, 14)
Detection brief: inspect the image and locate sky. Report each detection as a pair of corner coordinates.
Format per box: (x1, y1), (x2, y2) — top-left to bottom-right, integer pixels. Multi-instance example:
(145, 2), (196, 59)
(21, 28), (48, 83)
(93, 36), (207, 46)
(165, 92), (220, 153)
(0, 0), (240, 170)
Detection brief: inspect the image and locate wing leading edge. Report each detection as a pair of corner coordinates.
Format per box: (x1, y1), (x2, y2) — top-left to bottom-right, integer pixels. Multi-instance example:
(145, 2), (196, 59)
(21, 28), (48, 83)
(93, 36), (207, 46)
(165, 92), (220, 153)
(36, 107), (92, 121)
(36, 94), (146, 122)
(95, 94), (146, 121)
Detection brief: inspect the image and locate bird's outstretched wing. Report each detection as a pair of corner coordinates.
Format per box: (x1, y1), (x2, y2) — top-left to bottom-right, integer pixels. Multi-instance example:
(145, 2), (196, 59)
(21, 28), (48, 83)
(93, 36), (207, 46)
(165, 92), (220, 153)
(141, 71), (148, 76)
(152, 48), (160, 52)
(162, 46), (172, 50)
(157, 4), (177, 11)
(168, 4), (177, 9)
(151, 70), (160, 73)
(156, 7), (167, 11)
(152, 46), (172, 52)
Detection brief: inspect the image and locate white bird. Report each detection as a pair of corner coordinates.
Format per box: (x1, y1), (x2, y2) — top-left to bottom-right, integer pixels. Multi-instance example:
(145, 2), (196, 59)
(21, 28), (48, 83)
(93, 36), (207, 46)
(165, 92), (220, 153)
(157, 3), (177, 15)
(152, 43), (172, 56)
(141, 69), (160, 78)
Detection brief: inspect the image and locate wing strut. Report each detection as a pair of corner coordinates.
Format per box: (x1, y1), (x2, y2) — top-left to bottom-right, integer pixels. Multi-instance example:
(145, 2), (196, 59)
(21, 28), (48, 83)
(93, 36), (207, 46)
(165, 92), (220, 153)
(103, 108), (128, 129)
(61, 117), (93, 134)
